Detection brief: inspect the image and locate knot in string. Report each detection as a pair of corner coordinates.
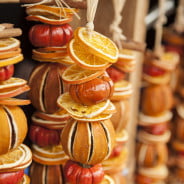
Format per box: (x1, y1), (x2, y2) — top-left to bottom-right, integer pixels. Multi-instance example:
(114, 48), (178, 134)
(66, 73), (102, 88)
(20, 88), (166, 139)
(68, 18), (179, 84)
(86, 0), (99, 32)
(86, 21), (94, 32)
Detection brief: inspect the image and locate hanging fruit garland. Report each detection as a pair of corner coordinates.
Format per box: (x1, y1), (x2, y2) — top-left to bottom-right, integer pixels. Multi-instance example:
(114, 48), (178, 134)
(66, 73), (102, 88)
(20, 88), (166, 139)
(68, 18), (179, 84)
(136, 0), (180, 183)
(57, 0), (120, 182)
(0, 24), (32, 184)
(21, 1), (78, 183)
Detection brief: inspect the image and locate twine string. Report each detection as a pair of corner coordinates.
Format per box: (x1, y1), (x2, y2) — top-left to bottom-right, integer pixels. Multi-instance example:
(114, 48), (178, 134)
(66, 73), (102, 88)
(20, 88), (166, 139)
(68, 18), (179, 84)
(154, 0), (167, 56)
(174, 0), (184, 33)
(110, 0), (126, 49)
(86, 0), (99, 32)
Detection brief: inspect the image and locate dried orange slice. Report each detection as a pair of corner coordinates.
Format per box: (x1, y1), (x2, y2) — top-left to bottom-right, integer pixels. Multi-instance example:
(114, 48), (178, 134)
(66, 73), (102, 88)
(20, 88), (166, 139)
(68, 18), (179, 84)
(71, 113), (112, 122)
(62, 64), (104, 84)
(0, 98), (31, 106)
(0, 48), (21, 60)
(0, 38), (20, 52)
(102, 102), (116, 114)
(118, 49), (135, 62)
(26, 15), (72, 25)
(33, 55), (74, 65)
(0, 144), (25, 170)
(32, 144), (69, 165)
(153, 51), (179, 71)
(34, 109), (71, 122)
(76, 27), (119, 63)
(38, 46), (67, 52)
(68, 39), (110, 70)
(0, 78), (27, 90)
(0, 54), (23, 67)
(57, 92), (110, 118)
(32, 48), (67, 58)
(32, 113), (68, 130)
(0, 85), (30, 99)
(113, 80), (132, 92)
(26, 4), (77, 18)
(7, 144), (32, 172)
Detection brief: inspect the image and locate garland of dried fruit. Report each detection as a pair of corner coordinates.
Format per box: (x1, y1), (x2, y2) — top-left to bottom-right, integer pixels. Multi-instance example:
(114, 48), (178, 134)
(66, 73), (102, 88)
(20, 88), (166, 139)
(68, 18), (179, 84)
(22, 0), (120, 183)
(22, 1), (76, 184)
(135, 0), (179, 183)
(162, 0), (184, 183)
(0, 24), (32, 184)
(103, 0), (135, 182)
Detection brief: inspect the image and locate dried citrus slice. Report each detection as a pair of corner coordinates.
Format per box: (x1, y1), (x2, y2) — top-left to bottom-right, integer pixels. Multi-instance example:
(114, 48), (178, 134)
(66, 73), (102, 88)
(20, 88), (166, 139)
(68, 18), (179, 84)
(62, 64), (104, 84)
(0, 85), (30, 99)
(33, 48), (67, 58)
(26, 4), (77, 17)
(34, 109), (71, 121)
(68, 39), (110, 70)
(153, 51), (179, 71)
(0, 145), (25, 170)
(102, 102), (116, 114)
(33, 55), (74, 65)
(32, 144), (69, 165)
(0, 78), (27, 90)
(0, 48), (21, 60)
(32, 113), (68, 130)
(76, 27), (119, 63)
(26, 15), (72, 25)
(71, 113), (112, 122)
(0, 54), (23, 67)
(38, 46), (67, 52)
(118, 49), (135, 62)
(0, 98), (31, 106)
(113, 80), (132, 92)
(57, 92), (110, 118)
(6, 144), (32, 172)
(0, 38), (20, 52)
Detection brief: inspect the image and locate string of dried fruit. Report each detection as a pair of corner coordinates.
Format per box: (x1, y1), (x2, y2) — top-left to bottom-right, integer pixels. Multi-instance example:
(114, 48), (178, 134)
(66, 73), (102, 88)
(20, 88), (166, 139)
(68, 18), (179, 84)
(54, 0), (127, 183)
(58, 26), (119, 183)
(0, 24), (32, 184)
(162, 21), (184, 184)
(22, 2), (77, 184)
(105, 0), (146, 182)
(135, 0), (180, 182)
(135, 49), (179, 184)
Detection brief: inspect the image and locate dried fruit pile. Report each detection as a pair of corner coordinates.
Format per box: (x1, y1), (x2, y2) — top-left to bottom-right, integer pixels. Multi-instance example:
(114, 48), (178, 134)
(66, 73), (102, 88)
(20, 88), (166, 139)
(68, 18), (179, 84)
(0, 24), (32, 184)
(136, 50), (179, 184)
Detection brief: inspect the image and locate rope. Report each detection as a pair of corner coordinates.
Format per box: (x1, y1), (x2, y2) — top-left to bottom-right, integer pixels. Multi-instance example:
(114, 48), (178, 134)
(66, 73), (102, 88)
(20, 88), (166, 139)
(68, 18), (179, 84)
(174, 0), (184, 33)
(154, 0), (167, 56)
(86, 0), (99, 32)
(110, 0), (126, 49)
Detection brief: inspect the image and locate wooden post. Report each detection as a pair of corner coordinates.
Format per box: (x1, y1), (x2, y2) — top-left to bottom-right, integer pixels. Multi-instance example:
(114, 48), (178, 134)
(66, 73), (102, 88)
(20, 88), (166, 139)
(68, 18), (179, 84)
(127, 1), (149, 183)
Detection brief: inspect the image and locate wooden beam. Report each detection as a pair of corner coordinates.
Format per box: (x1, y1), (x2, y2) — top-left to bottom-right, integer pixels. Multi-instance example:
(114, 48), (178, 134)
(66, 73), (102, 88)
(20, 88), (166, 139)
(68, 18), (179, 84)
(0, 0), (19, 2)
